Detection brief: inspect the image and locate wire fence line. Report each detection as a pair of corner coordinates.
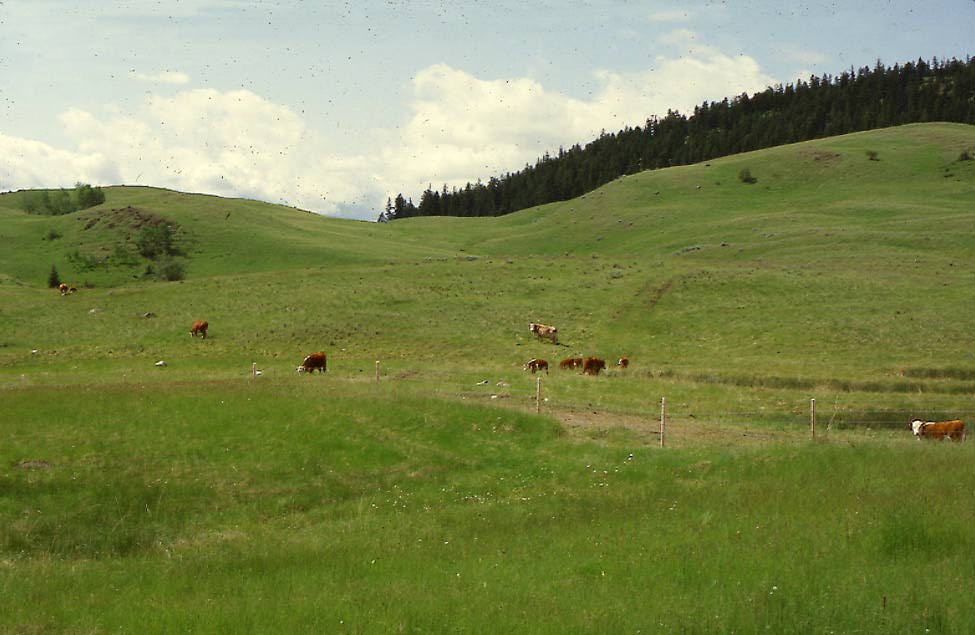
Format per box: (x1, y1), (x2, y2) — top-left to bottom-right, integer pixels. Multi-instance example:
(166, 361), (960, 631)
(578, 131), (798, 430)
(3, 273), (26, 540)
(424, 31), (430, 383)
(660, 404), (975, 431)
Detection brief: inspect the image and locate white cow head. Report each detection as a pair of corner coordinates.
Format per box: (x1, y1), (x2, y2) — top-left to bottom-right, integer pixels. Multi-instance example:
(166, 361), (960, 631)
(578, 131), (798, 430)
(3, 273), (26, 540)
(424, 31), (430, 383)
(910, 419), (926, 438)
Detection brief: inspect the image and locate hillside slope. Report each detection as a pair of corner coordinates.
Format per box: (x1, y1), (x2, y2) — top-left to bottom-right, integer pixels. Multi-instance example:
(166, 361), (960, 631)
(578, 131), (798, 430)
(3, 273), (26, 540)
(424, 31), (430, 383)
(1, 123), (974, 423)
(0, 186), (461, 287)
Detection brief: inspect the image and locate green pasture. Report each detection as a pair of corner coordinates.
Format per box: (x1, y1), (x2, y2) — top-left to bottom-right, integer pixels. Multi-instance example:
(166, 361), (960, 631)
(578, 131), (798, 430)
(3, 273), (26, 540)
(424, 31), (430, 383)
(2, 382), (975, 633)
(2, 123), (975, 632)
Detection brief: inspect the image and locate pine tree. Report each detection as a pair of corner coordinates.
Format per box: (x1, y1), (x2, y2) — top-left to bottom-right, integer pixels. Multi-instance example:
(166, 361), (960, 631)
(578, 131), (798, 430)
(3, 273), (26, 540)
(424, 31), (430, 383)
(47, 265), (61, 288)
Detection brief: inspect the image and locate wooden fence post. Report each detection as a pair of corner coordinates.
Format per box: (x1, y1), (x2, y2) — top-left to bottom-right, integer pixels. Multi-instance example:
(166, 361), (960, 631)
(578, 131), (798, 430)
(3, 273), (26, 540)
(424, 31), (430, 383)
(660, 397), (666, 448)
(376, 360), (381, 384)
(536, 377), (541, 414)
(252, 362), (257, 378)
(810, 398), (816, 439)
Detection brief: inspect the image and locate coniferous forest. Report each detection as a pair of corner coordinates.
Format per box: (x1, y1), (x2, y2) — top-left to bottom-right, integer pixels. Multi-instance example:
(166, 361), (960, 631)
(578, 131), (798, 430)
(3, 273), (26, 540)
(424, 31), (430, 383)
(382, 56), (975, 221)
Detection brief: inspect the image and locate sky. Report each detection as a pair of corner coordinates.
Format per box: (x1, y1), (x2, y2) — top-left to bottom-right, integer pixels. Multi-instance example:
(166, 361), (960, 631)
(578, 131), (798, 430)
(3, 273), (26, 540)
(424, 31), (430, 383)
(1, 1), (973, 221)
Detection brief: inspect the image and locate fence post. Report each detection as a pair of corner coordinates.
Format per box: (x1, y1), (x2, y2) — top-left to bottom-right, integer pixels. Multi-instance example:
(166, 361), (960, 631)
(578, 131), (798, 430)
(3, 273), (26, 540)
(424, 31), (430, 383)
(375, 360), (381, 384)
(252, 362), (257, 378)
(660, 397), (666, 448)
(810, 398), (816, 439)
(536, 377), (541, 414)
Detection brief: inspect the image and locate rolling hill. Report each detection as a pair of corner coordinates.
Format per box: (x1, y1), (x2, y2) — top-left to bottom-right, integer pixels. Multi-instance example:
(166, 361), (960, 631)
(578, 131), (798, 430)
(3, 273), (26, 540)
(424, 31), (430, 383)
(2, 123), (975, 632)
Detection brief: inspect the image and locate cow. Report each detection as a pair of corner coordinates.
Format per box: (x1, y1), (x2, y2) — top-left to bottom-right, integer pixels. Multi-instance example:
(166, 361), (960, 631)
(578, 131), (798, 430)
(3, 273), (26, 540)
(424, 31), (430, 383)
(68, 286), (78, 294)
(189, 320), (209, 339)
(58, 283), (69, 295)
(910, 419), (965, 442)
(559, 357), (583, 370)
(582, 356), (606, 376)
(523, 358), (549, 374)
(617, 356), (629, 369)
(297, 351), (327, 374)
(529, 322), (558, 344)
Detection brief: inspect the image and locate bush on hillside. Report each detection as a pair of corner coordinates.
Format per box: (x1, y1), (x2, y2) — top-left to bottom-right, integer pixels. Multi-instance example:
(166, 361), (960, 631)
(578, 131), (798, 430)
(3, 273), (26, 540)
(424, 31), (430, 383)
(136, 224), (176, 259)
(738, 168), (757, 184)
(156, 258), (186, 281)
(866, 150), (880, 161)
(959, 150), (973, 162)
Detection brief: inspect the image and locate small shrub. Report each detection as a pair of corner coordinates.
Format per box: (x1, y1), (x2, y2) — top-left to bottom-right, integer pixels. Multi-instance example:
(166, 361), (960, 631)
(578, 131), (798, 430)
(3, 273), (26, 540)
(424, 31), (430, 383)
(47, 265), (61, 288)
(156, 258), (186, 281)
(136, 224), (175, 259)
(866, 150), (879, 161)
(44, 228), (62, 241)
(959, 150), (973, 162)
(738, 168), (757, 184)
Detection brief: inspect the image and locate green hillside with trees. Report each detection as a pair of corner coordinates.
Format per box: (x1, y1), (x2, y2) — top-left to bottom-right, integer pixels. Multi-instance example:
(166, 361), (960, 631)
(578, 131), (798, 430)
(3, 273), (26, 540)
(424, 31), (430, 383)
(386, 55), (975, 220)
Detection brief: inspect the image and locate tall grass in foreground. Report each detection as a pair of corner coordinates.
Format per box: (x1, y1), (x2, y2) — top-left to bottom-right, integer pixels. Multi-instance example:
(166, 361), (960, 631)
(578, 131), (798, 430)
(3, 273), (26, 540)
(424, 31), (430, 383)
(2, 380), (974, 633)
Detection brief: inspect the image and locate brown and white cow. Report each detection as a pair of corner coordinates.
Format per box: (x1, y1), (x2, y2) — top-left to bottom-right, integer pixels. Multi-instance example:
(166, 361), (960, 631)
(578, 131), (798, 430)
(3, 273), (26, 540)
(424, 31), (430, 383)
(910, 419), (965, 442)
(582, 356), (606, 376)
(58, 283), (69, 295)
(559, 357), (583, 370)
(523, 358), (549, 374)
(529, 323), (558, 344)
(617, 356), (629, 369)
(189, 320), (209, 339)
(297, 351), (327, 374)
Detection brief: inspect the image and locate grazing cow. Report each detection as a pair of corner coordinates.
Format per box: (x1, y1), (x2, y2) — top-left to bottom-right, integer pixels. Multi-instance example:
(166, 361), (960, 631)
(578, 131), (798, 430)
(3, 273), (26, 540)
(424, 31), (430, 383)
(582, 356), (606, 376)
(910, 419), (965, 442)
(559, 357), (583, 370)
(189, 320), (209, 339)
(523, 358), (549, 374)
(297, 351), (327, 374)
(617, 356), (629, 369)
(58, 283), (69, 295)
(529, 322), (558, 344)
(68, 286), (78, 294)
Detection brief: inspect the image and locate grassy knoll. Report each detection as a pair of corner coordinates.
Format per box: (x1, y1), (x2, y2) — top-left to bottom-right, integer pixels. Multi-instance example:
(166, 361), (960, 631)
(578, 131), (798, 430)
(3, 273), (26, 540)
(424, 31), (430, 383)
(2, 123), (975, 631)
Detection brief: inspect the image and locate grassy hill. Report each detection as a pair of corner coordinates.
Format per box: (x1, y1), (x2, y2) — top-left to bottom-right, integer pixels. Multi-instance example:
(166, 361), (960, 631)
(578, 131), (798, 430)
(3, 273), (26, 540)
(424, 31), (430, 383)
(2, 123), (975, 632)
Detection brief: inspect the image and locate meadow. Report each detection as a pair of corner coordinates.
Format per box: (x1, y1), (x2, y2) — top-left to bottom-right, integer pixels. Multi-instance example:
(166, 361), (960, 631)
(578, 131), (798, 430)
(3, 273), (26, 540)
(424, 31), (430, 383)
(2, 123), (975, 632)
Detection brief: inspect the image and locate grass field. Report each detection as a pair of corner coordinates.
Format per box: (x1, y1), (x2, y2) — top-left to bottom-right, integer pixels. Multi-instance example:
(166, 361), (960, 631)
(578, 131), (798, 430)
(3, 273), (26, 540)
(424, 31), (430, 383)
(2, 123), (975, 632)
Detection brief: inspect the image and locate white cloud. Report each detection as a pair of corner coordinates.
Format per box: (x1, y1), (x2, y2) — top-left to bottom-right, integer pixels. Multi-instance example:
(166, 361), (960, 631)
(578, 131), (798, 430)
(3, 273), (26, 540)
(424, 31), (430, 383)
(1, 46), (777, 220)
(378, 49), (776, 198)
(129, 70), (191, 85)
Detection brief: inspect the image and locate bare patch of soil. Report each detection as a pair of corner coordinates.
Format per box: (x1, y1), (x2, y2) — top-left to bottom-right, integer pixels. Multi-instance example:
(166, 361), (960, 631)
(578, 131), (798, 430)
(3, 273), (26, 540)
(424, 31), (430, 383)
(13, 459), (52, 470)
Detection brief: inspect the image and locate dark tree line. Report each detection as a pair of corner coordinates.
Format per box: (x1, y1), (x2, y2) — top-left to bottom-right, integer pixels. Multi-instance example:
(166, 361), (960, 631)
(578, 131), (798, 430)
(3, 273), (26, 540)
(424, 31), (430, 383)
(381, 56), (975, 221)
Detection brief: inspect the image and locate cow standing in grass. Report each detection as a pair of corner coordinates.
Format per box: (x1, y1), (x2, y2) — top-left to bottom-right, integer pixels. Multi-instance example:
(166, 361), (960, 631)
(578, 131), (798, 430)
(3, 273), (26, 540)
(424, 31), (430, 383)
(582, 357), (606, 376)
(298, 351), (327, 374)
(524, 358), (549, 374)
(189, 320), (209, 339)
(529, 323), (558, 344)
(559, 357), (583, 370)
(617, 356), (629, 369)
(911, 419), (965, 441)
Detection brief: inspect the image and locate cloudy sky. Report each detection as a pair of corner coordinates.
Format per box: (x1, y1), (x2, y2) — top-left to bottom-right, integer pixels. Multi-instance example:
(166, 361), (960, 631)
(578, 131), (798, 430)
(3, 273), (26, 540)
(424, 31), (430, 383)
(1, 1), (972, 220)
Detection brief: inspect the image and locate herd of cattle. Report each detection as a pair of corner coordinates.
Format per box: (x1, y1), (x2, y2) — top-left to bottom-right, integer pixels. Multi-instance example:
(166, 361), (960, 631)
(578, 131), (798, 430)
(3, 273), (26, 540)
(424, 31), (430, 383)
(524, 323), (628, 376)
(62, 289), (961, 443)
